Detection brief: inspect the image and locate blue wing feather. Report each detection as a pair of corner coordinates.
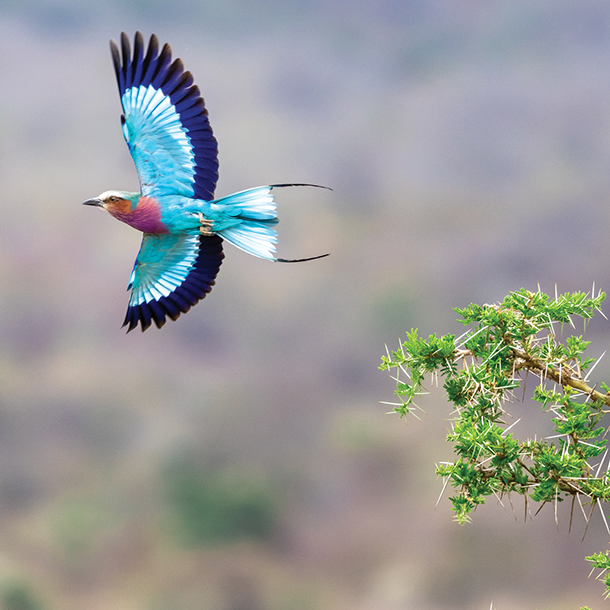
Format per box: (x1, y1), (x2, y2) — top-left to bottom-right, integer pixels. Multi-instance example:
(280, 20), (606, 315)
(120, 33), (132, 89)
(150, 44), (173, 89)
(111, 32), (219, 202)
(124, 233), (224, 332)
(131, 32), (145, 84)
(140, 36), (159, 85)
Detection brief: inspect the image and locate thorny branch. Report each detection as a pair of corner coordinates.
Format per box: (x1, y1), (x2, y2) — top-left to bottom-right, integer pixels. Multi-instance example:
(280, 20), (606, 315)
(381, 288), (610, 599)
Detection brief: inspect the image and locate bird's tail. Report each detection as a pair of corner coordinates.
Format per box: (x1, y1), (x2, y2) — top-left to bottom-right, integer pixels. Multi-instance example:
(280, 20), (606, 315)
(212, 184), (330, 262)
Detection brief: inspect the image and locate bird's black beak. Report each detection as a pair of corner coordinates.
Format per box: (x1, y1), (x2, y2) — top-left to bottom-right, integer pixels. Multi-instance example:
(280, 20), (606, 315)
(82, 198), (103, 207)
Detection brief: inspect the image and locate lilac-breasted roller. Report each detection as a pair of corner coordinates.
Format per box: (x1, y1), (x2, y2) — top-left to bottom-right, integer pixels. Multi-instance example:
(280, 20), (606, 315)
(84, 32), (328, 332)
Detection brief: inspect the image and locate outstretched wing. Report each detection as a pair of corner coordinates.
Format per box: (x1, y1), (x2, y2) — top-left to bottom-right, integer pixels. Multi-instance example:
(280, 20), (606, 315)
(124, 233), (224, 332)
(110, 31), (218, 201)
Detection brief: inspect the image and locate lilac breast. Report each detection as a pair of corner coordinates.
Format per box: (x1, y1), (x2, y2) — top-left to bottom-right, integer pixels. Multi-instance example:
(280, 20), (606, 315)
(113, 197), (169, 234)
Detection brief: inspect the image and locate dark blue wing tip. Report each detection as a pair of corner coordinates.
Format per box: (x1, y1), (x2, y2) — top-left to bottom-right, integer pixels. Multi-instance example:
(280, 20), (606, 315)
(122, 301), (170, 333)
(111, 31), (163, 95)
(122, 290), (207, 333)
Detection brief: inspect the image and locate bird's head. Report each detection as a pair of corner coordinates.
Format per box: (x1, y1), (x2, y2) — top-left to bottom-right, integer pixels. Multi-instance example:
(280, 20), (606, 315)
(83, 190), (141, 217)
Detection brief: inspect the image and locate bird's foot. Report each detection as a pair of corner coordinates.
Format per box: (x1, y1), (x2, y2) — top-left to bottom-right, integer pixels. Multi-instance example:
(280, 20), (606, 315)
(198, 213), (214, 236)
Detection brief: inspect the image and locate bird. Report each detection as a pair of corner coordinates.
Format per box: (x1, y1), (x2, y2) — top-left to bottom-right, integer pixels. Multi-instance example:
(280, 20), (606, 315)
(84, 32), (328, 332)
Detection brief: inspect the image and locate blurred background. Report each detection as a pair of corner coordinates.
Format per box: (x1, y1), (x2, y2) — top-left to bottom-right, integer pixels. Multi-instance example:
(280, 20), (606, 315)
(1, 1), (610, 608)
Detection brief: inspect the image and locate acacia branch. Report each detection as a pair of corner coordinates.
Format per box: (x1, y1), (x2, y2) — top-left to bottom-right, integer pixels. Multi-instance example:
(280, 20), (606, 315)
(509, 347), (610, 409)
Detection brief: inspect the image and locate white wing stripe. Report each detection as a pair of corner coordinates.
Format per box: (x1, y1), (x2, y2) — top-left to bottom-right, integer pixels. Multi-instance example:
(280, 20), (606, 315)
(121, 84), (196, 198)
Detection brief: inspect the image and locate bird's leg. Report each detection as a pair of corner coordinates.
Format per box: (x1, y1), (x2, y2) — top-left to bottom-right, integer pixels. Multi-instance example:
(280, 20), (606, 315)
(198, 213), (214, 236)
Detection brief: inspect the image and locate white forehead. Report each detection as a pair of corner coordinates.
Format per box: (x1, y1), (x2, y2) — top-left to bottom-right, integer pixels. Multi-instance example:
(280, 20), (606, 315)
(98, 190), (129, 200)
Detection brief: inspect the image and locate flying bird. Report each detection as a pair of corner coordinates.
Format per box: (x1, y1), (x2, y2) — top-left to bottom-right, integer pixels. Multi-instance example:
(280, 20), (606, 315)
(84, 32), (328, 332)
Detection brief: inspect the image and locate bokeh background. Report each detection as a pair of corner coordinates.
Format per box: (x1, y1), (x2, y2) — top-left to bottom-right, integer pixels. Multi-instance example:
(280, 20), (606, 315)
(1, 1), (610, 608)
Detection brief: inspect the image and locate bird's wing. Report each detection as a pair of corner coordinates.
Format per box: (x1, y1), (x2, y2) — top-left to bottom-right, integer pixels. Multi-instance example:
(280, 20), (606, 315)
(124, 233), (224, 332)
(110, 31), (219, 201)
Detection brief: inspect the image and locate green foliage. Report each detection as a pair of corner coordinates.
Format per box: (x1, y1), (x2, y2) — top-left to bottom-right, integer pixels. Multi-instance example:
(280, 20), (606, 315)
(1, 581), (42, 610)
(49, 494), (115, 564)
(586, 551), (610, 599)
(381, 288), (610, 597)
(162, 453), (278, 547)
